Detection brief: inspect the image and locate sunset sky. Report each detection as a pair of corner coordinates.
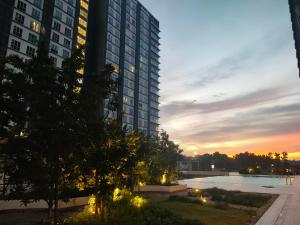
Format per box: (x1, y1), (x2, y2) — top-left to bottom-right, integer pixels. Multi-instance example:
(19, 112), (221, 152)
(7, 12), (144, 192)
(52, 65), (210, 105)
(140, 0), (300, 159)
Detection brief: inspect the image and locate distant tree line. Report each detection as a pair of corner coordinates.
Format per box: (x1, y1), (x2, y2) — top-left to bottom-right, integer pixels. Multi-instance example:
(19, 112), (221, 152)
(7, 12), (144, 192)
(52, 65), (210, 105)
(182, 151), (300, 175)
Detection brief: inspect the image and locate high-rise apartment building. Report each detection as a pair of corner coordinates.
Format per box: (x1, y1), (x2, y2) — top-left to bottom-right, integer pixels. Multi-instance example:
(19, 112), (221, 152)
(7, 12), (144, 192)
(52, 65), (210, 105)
(289, 0), (300, 77)
(0, 0), (89, 71)
(0, 0), (160, 136)
(86, 0), (160, 136)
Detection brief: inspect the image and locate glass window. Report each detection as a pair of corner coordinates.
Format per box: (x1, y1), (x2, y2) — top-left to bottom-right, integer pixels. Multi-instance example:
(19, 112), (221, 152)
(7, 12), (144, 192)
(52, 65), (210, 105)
(15, 13), (24, 25)
(33, 0), (42, 8)
(66, 17), (73, 27)
(53, 21), (61, 32)
(63, 49), (70, 58)
(50, 56), (57, 66)
(28, 33), (38, 45)
(50, 44), (58, 54)
(54, 10), (62, 20)
(79, 18), (87, 28)
(10, 39), (21, 51)
(64, 38), (70, 48)
(52, 32), (60, 43)
(32, 8), (41, 20)
(13, 26), (23, 38)
(26, 46), (35, 57)
(67, 6), (73, 16)
(65, 27), (72, 37)
(80, 0), (88, 11)
(17, 1), (26, 12)
(55, 0), (63, 9)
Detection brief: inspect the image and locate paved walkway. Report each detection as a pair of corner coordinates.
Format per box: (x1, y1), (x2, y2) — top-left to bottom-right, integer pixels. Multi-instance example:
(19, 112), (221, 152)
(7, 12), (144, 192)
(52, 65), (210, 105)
(255, 176), (300, 225)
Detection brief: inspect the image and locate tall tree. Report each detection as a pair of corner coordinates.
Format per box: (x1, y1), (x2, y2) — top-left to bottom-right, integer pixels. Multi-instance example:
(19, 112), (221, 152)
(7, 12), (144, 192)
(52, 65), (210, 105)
(1, 42), (85, 224)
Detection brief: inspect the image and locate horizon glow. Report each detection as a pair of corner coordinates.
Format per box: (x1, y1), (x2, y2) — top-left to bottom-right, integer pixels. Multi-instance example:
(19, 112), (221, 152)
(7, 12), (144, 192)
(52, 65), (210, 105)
(140, 0), (300, 160)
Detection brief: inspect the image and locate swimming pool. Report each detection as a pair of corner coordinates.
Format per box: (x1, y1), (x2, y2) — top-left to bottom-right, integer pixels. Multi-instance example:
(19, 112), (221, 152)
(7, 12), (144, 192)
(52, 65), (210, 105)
(180, 175), (290, 187)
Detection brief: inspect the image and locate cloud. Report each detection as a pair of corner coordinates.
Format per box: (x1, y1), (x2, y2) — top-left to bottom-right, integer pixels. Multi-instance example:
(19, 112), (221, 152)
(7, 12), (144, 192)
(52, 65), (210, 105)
(186, 25), (289, 87)
(161, 86), (300, 121)
(173, 102), (300, 143)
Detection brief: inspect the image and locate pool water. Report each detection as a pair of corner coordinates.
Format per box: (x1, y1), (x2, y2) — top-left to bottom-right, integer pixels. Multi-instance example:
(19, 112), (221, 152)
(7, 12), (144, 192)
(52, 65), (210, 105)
(181, 175), (289, 187)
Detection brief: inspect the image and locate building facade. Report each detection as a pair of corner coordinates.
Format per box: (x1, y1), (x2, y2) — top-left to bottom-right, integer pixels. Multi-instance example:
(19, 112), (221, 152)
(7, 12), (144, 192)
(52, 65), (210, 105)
(0, 0), (160, 136)
(289, 0), (300, 77)
(0, 0), (89, 71)
(86, 0), (160, 136)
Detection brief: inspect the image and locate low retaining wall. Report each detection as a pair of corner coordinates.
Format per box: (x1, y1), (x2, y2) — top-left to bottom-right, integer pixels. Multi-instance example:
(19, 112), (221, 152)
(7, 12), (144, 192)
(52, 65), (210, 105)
(138, 184), (187, 193)
(0, 197), (88, 211)
(181, 171), (229, 176)
(137, 184), (188, 200)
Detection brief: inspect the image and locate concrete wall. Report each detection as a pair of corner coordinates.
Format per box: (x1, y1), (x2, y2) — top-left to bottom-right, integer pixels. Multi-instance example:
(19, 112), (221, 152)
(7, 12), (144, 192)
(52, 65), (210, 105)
(181, 170), (229, 176)
(0, 197), (88, 211)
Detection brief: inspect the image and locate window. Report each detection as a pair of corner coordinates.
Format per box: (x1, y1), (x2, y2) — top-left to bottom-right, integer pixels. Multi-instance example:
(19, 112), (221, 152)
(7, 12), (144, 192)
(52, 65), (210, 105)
(54, 10), (62, 20)
(78, 26), (86, 37)
(50, 44), (58, 54)
(55, 0), (63, 9)
(65, 27), (72, 37)
(10, 39), (21, 51)
(53, 21), (61, 32)
(68, 0), (74, 5)
(77, 36), (85, 45)
(50, 56), (57, 66)
(33, 0), (42, 8)
(17, 1), (26, 12)
(15, 13), (25, 25)
(52, 33), (60, 43)
(28, 33), (38, 45)
(30, 21), (39, 32)
(66, 17), (73, 27)
(32, 8), (40, 20)
(67, 6), (73, 16)
(80, 9), (88, 19)
(80, 0), (88, 11)
(63, 50), (70, 58)
(79, 18), (87, 28)
(64, 38), (70, 48)
(26, 46), (35, 57)
(13, 26), (23, 38)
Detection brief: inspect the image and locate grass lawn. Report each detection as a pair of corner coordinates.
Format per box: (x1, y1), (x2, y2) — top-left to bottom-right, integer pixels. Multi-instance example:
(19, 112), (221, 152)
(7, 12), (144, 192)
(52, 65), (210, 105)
(157, 201), (256, 225)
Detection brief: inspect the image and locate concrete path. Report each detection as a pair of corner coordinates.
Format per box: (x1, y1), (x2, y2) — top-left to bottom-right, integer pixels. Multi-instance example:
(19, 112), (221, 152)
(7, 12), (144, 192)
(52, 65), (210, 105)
(256, 176), (300, 225)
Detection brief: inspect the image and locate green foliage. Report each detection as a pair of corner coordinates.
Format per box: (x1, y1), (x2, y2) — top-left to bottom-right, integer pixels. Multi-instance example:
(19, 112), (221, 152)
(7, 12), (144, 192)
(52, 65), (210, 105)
(144, 131), (183, 185)
(213, 202), (229, 210)
(64, 204), (204, 225)
(0, 42), (85, 223)
(203, 188), (271, 208)
(168, 195), (200, 204)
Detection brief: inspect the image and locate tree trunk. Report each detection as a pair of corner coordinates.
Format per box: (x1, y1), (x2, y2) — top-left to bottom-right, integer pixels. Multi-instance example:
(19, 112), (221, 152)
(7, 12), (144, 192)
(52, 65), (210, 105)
(54, 182), (58, 225)
(47, 201), (53, 222)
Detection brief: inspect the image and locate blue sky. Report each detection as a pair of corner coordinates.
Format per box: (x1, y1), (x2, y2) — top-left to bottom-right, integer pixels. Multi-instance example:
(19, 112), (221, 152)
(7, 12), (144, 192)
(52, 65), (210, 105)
(140, 0), (300, 158)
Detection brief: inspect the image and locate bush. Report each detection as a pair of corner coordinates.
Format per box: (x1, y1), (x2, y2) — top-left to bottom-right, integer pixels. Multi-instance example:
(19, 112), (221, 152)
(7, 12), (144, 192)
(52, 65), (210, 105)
(64, 203), (205, 225)
(168, 195), (199, 204)
(202, 188), (271, 207)
(214, 202), (228, 210)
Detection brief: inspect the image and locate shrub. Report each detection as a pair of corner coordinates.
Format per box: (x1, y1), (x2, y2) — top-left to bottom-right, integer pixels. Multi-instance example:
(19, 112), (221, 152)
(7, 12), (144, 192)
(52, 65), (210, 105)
(64, 203), (205, 225)
(214, 202), (228, 210)
(168, 195), (199, 204)
(202, 188), (271, 208)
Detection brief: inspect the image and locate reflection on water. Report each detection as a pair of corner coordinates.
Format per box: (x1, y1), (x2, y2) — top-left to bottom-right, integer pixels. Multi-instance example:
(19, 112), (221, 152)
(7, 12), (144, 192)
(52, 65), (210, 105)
(180, 175), (292, 187)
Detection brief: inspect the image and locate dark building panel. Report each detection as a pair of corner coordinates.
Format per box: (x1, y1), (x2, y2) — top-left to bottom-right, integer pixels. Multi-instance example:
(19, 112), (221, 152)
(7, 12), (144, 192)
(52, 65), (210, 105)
(289, 0), (300, 77)
(0, 0), (14, 58)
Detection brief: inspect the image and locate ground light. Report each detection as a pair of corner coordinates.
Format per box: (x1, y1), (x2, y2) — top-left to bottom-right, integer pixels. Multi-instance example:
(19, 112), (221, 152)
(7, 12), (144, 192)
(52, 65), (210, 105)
(199, 195), (207, 204)
(131, 196), (147, 208)
(88, 195), (96, 214)
(161, 172), (167, 184)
